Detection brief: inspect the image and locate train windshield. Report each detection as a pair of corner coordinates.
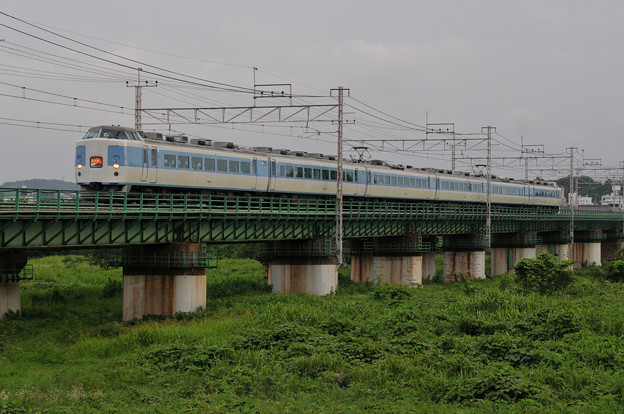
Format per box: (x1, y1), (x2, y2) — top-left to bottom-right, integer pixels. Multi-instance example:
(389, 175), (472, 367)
(82, 127), (143, 141)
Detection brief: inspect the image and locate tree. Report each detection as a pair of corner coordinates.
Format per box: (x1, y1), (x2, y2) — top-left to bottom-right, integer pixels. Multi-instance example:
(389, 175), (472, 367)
(555, 176), (613, 204)
(514, 252), (573, 295)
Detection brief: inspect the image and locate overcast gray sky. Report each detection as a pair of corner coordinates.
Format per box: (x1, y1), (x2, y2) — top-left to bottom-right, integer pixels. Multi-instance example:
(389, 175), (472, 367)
(1, 1), (623, 184)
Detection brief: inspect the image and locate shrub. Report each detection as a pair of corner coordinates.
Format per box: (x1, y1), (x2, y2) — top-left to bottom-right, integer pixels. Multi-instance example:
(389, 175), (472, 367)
(600, 259), (624, 282)
(371, 283), (415, 303)
(445, 363), (539, 403)
(514, 252), (573, 295)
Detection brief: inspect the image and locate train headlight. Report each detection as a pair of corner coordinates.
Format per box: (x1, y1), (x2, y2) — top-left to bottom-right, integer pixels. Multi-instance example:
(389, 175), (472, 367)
(77, 163), (82, 169)
(113, 163), (120, 169)
(90, 157), (103, 168)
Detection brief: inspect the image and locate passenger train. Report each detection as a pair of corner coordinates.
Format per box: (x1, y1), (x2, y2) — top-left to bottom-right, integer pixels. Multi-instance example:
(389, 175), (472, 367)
(75, 125), (563, 207)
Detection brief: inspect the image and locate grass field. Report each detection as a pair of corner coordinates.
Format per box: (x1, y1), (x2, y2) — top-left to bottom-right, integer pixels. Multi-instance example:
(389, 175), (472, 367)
(1, 255), (624, 413)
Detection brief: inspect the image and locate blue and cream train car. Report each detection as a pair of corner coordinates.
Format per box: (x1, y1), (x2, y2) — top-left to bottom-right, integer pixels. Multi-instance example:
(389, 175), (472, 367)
(75, 125), (562, 207)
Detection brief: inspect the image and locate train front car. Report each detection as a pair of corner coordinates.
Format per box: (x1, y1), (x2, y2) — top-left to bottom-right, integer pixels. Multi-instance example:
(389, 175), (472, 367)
(75, 126), (144, 191)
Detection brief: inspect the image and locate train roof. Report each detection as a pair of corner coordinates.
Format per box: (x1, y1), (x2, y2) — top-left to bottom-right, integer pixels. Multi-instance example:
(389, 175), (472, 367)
(96, 125), (559, 188)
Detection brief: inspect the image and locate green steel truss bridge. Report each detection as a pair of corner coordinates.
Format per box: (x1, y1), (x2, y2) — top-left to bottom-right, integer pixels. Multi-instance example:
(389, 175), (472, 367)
(1, 188), (622, 250)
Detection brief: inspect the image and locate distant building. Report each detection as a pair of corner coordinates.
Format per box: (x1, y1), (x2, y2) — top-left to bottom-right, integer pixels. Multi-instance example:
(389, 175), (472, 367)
(600, 185), (623, 209)
(569, 193), (594, 206)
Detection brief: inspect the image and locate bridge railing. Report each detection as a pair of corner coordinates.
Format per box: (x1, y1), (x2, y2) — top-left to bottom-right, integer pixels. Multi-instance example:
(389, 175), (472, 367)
(1, 187), (623, 223)
(0, 188), (338, 220)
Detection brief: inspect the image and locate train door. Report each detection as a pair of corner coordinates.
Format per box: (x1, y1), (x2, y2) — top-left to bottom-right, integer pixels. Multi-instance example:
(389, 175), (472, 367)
(268, 156), (277, 192)
(251, 158), (258, 190)
(255, 157), (270, 190)
(354, 169), (365, 196)
(141, 146), (149, 182)
(148, 146), (158, 183)
(364, 168), (372, 197)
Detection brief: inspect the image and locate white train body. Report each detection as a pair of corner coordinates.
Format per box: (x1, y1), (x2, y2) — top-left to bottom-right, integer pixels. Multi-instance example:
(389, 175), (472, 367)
(75, 126), (562, 207)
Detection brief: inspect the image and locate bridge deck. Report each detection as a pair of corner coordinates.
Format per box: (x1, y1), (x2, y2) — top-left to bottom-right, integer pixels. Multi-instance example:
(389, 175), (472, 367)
(0, 188), (622, 248)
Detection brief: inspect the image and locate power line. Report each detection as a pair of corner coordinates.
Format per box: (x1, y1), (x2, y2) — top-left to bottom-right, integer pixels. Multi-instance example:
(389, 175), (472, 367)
(0, 41), (133, 78)
(0, 81), (128, 110)
(0, 12), (257, 94)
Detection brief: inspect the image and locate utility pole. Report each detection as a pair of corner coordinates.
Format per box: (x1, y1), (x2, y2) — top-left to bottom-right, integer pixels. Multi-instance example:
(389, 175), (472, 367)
(126, 67), (157, 130)
(620, 161), (624, 237)
(482, 126), (495, 246)
(567, 147), (576, 247)
(333, 86), (349, 266)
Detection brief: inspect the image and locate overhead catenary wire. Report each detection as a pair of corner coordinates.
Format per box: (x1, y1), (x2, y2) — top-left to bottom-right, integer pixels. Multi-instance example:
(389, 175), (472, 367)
(0, 80), (129, 110)
(0, 41), (134, 81)
(0, 12), (330, 99)
(1, 13), (612, 184)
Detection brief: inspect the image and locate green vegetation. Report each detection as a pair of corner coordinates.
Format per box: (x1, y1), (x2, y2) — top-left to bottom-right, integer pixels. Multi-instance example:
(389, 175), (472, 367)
(514, 251), (574, 295)
(555, 175), (613, 203)
(2, 255), (624, 412)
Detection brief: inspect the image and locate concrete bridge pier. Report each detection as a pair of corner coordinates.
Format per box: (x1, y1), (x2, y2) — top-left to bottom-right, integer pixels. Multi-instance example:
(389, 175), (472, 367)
(0, 251), (28, 318)
(350, 255), (423, 285)
(349, 236), (435, 285)
(268, 257), (337, 295)
(572, 230), (602, 266)
(491, 247), (536, 275)
(122, 243), (207, 321)
(443, 250), (485, 282)
(601, 231), (622, 261)
(442, 234), (485, 282)
(536, 243), (571, 261)
(264, 239), (337, 295)
(490, 232), (537, 276)
(555, 244), (571, 261)
(422, 251), (437, 280)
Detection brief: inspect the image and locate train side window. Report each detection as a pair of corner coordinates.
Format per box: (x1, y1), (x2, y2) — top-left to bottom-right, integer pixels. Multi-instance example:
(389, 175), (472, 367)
(253, 159), (257, 174)
(345, 171), (353, 182)
(217, 159), (227, 172)
(322, 169), (329, 180)
(286, 166), (294, 177)
(178, 156), (189, 169)
(313, 169), (321, 179)
(397, 177), (404, 187)
(241, 162), (251, 174)
(304, 168), (312, 179)
(409, 178), (415, 187)
(330, 170), (337, 180)
(280, 165), (285, 176)
(390, 176), (397, 186)
(164, 154), (176, 168)
(205, 158), (215, 171)
(229, 160), (239, 173)
(271, 161), (276, 176)
(151, 149), (157, 167)
(191, 157), (202, 170)
(295, 167), (303, 178)
(355, 170), (358, 181)
(143, 149), (148, 164)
